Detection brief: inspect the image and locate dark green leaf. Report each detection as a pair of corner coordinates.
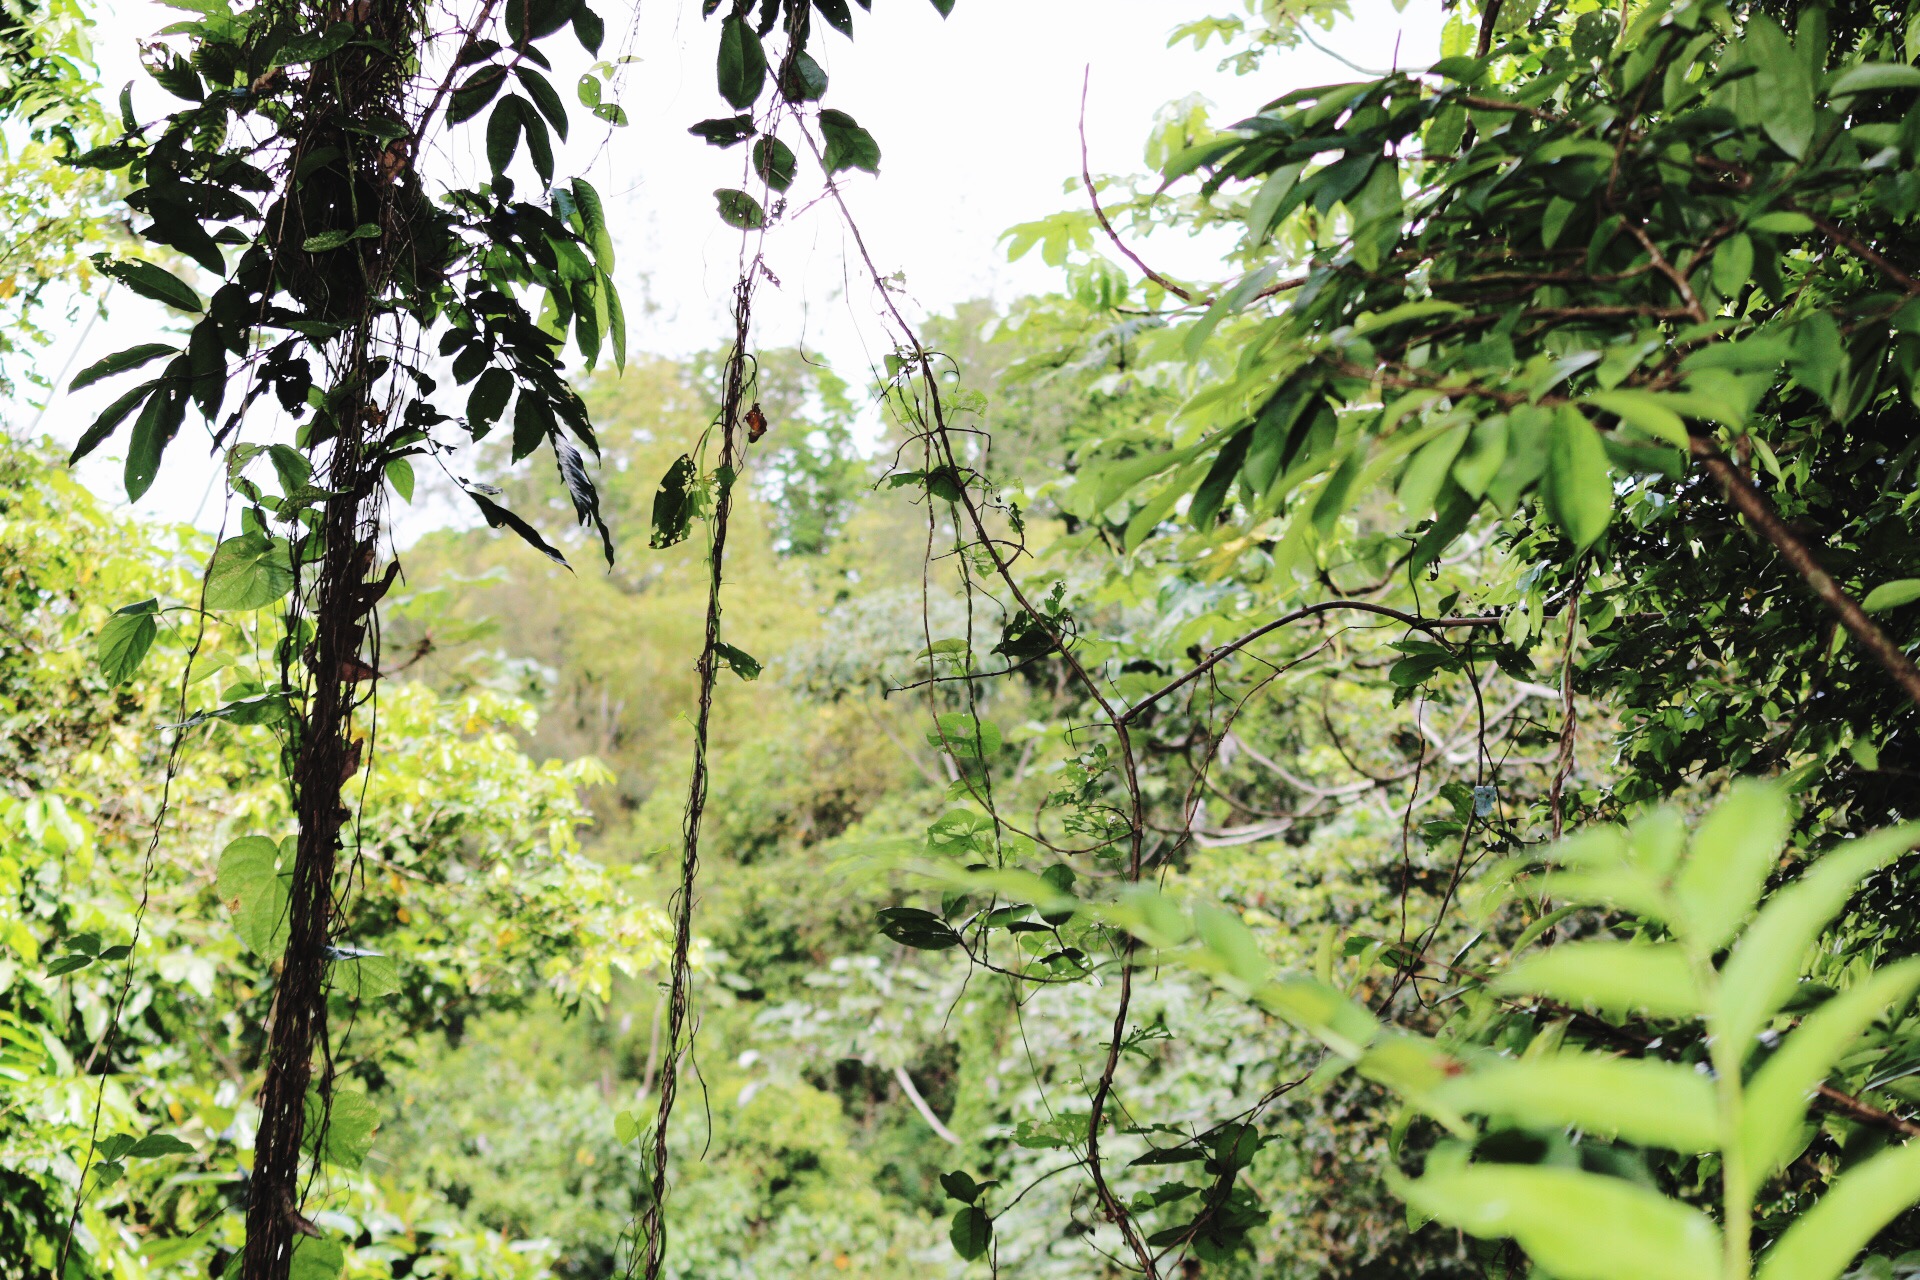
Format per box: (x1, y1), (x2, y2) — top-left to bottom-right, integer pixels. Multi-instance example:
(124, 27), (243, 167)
(716, 17), (767, 109)
(650, 454), (696, 549)
(468, 366), (514, 434)
(512, 388), (555, 461)
(447, 65), (508, 125)
(573, 177), (615, 270)
(46, 954), (93, 976)
(814, 0), (853, 36)
(877, 906), (962, 950)
(125, 378), (187, 503)
(691, 114), (756, 147)
(71, 344), (177, 393)
(753, 136), (797, 191)
(71, 380), (159, 466)
(95, 257), (203, 312)
(820, 108), (881, 175)
(714, 188), (767, 230)
(572, 2), (605, 52)
(713, 641), (761, 680)
(949, 1205), (991, 1260)
(778, 51), (827, 102)
(517, 66), (569, 140)
(487, 96), (524, 175)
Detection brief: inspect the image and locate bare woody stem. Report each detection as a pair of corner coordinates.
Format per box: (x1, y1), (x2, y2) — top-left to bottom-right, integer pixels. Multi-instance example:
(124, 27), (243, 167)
(1689, 436), (1920, 710)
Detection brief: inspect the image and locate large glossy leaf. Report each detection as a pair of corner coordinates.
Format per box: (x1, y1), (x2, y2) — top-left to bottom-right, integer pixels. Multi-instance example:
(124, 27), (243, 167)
(1756, 1142), (1920, 1280)
(1433, 1055), (1719, 1152)
(1495, 941), (1701, 1018)
(1397, 1165), (1720, 1280)
(1674, 780), (1790, 953)
(1741, 960), (1920, 1181)
(202, 531), (296, 611)
(1715, 823), (1920, 1060)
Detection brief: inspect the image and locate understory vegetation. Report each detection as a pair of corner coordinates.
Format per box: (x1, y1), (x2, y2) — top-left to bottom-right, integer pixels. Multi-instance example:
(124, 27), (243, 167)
(7, 0), (1920, 1277)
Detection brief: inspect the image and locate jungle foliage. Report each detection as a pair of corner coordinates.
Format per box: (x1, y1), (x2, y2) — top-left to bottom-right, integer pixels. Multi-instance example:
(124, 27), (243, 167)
(8, 0), (1920, 1276)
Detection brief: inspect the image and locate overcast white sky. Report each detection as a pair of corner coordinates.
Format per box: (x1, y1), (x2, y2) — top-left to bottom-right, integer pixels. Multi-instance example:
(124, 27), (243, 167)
(22, 0), (1443, 532)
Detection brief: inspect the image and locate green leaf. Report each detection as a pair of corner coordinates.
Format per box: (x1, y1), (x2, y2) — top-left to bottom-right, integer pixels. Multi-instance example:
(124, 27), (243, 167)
(949, 1205), (992, 1260)
(126, 379), (187, 502)
(573, 177), (615, 271)
(1581, 390), (1690, 450)
(487, 96), (524, 175)
(821, 108), (887, 176)
(1397, 1165), (1720, 1280)
(778, 50), (827, 102)
(1715, 823), (1920, 1061)
(1756, 1142), (1920, 1280)
(690, 114), (755, 147)
(447, 65), (507, 124)
(304, 1088), (379, 1170)
(752, 135), (797, 191)
(929, 0), (954, 13)
(1863, 579), (1920, 612)
(1742, 960), (1920, 1182)
(301, 223), (381, 252)
(1494, 941), (1701, 1018)
(820, 108), (881, 175)
(1543, 404), (1613, 549)
(332, 951), (401, 1000)
(468, 366), (514, 434)
(877, 907), (962, 950)
(126, 1134), (195, 1158)
(288, 1237), (344, 1280)
(1193, 903), (1269, 985)
(714, 188), (766, 230)
(716, 16), (766, 109)
(71, 343), (177, 393)
(97, 599), (159, 685)
(218, 836), (290, 959)
(203, 531), (296, 611)
(385, 457), (414, 503)
(1432, 1056), (1718, 1152)
(70, 379), (159, 465)
(517, 65), (569, 140)
(940, 1170), (981, 1203)
(1674, 779), (1790, 953)
(95, 257), (203, 312)
(1828, 62), (1920, 96)
(45, 954), (93, 976)
(713, 640), (761, 681)
(650, 454), (696, 549)
(1712, 233), (1754, 298)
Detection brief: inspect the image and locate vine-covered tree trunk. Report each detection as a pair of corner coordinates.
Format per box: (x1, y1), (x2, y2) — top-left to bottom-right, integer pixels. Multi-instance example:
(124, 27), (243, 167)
(241, 406), (378, 1277)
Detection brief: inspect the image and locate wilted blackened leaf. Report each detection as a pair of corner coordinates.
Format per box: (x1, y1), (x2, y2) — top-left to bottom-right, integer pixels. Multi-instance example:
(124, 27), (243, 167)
(552, 435), (614, 566)
(468, 490), (571, 567)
